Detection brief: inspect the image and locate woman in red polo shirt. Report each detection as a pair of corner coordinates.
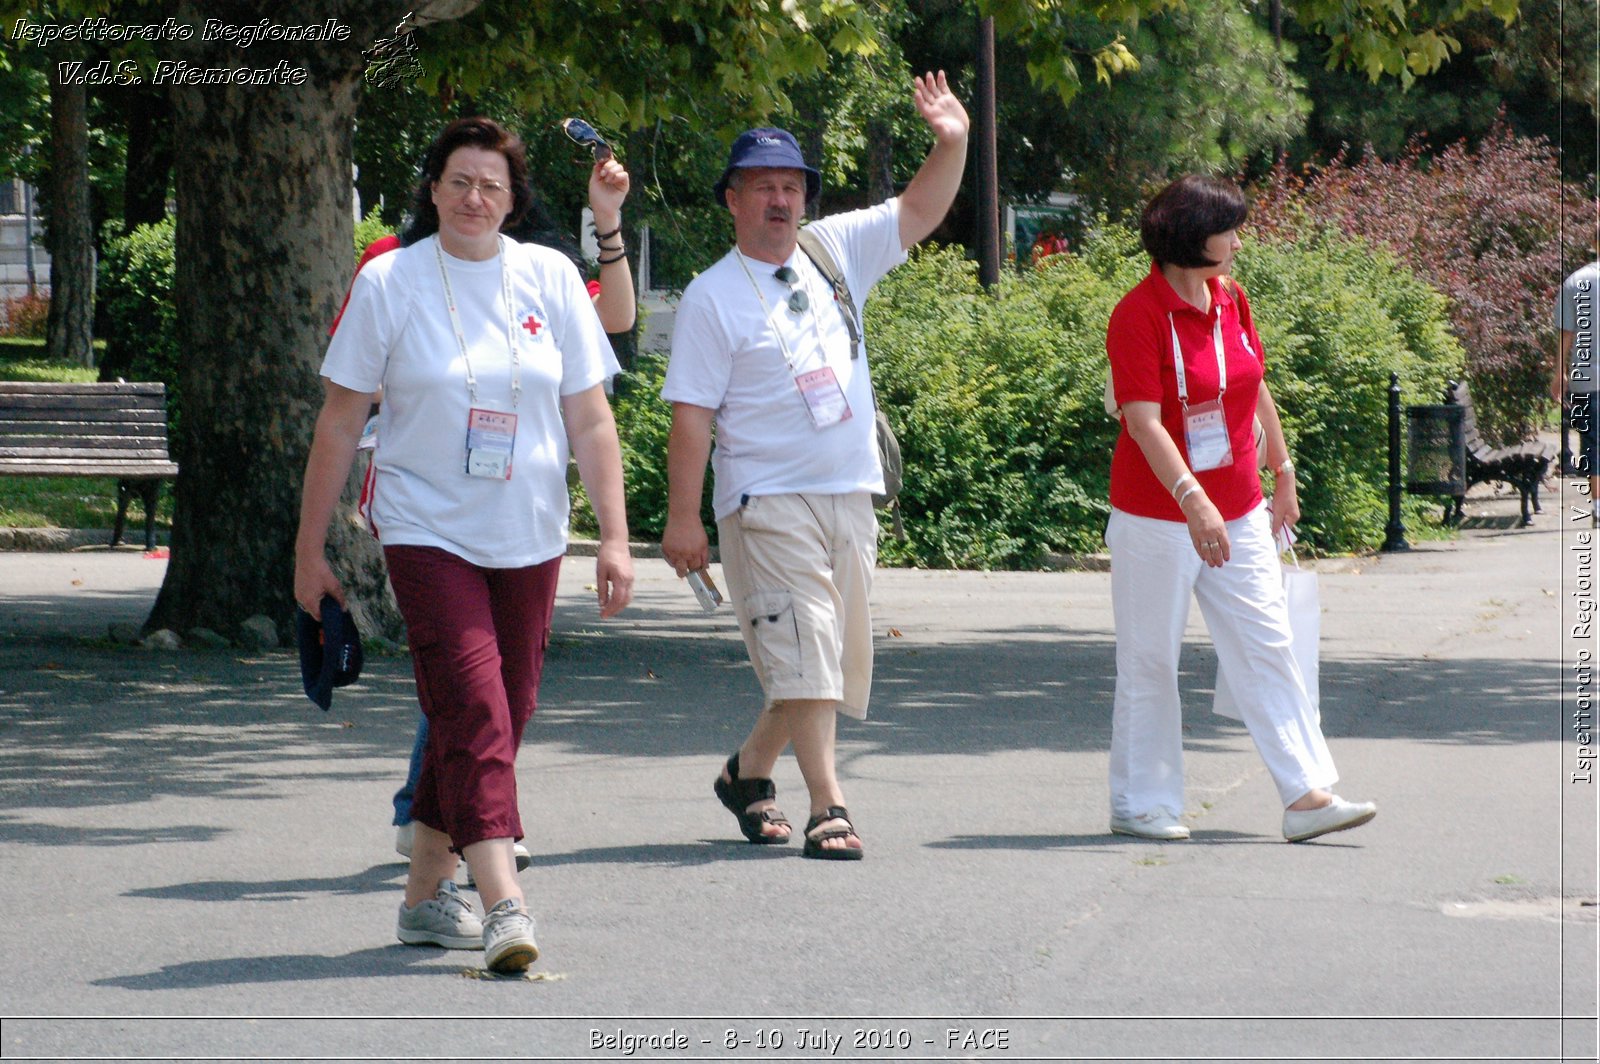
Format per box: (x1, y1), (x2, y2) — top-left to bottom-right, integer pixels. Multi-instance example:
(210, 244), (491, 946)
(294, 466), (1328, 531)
(1104, 175), (1376, 844)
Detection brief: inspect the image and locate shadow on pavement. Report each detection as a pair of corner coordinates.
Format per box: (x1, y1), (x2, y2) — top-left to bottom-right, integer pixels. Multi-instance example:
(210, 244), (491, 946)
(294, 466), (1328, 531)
(0, 591), (1556, 820)
(91, 945), (464, 990)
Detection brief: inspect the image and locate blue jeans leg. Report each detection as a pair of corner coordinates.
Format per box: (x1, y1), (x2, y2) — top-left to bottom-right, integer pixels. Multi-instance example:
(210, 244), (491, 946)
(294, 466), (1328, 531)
(391, 714), (429, 826)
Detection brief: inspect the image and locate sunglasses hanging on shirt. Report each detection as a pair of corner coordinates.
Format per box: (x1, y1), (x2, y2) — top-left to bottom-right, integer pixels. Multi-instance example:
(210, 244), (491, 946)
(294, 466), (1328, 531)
(773, 266), (809, 315)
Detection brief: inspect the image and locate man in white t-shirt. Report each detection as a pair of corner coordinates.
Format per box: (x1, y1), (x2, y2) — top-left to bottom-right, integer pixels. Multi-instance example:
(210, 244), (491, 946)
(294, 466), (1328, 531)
(1556, 245), (1600, 518)
(661, 72), (968, 861)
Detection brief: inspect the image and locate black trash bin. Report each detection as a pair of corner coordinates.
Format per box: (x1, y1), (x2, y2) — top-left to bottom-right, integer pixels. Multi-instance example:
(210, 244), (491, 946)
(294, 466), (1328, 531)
(1405, 402), (1466, 505)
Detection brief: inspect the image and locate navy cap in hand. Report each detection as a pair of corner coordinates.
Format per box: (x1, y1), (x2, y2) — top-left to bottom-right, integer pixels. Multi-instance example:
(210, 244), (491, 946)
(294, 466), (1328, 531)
(296, 595), (363, 711)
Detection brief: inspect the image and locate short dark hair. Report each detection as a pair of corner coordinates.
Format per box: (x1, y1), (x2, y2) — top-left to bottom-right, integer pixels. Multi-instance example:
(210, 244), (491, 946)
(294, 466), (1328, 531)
(1140, 175), (1249, 268)
(400, 117), (533, 244)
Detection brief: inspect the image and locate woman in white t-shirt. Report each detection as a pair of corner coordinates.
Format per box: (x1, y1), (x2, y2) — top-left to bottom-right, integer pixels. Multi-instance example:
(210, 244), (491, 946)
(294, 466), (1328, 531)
(294, 117), (633, 973)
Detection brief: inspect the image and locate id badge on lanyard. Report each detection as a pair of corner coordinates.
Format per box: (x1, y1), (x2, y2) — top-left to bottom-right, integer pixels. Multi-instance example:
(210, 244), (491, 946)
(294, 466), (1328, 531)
(1173, 313), (1232, 472)
(465, 407), (517, 480)
(437, 235), (524, 482)
(1184, 399), (1232, 471)
(796, 365), (852, 428)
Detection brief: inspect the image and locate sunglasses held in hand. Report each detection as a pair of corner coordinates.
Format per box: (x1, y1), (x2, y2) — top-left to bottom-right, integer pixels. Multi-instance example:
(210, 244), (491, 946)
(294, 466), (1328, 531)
(561, 117), (613, 162)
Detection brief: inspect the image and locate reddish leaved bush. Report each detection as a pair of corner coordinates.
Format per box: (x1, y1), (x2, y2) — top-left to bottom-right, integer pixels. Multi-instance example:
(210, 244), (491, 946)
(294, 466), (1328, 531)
(1, 292), (50, 338)
(1251, 121), (1593, 443)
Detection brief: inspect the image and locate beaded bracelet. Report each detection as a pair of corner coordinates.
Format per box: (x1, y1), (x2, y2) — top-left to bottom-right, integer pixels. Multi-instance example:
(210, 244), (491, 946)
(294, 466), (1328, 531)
(593, 223), (622, 241)
(597, 247), (627, 265)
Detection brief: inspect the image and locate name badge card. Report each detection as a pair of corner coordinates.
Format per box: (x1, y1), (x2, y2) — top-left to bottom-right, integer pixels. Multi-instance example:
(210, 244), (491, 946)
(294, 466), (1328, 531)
(795, 366), (852, 429)
(465, 407), (517, 480)
(1184, 399), (1233, 472)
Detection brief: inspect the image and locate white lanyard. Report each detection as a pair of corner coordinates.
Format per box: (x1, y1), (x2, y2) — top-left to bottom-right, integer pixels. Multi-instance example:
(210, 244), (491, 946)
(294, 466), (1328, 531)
(435, 235), (522, 407)
(1169, 312), (1226, 410)
(734, 249), (829, 374)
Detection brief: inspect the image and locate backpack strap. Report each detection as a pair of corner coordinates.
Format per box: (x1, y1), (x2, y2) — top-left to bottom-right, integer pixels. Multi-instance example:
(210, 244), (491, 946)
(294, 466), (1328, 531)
(795, 228), (862, 361)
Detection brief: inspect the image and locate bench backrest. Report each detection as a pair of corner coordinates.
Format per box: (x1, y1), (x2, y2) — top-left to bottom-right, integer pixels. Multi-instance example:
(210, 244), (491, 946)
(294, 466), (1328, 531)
(0, 381), (176, 474)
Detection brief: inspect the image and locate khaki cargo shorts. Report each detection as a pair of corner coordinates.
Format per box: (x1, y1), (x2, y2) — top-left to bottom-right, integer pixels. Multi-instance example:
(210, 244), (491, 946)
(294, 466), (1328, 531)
(715, 491), (877, 718)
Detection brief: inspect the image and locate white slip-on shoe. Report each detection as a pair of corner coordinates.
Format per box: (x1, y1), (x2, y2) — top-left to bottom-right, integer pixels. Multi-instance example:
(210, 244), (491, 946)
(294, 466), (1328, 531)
(1110, 810), (1191, 840)
(1283, 796), (1377, 842)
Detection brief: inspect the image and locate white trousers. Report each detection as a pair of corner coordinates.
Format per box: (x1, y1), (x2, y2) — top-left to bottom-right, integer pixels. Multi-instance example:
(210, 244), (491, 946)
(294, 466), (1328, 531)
(1106, 504), (1337, 817)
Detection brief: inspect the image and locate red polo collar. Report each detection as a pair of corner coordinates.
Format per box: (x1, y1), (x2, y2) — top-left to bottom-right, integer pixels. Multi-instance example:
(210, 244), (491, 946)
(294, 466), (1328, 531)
(1142, 263), (1237, 320)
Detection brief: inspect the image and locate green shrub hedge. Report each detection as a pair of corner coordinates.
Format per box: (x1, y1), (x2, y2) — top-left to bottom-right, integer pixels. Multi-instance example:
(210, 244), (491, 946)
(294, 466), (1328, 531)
(606, 224), (1463, 563)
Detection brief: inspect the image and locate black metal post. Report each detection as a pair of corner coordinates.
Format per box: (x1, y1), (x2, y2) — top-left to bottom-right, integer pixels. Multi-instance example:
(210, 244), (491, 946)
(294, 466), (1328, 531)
(975, 16), (1000, 290)
(1382, 371), (1410, 551)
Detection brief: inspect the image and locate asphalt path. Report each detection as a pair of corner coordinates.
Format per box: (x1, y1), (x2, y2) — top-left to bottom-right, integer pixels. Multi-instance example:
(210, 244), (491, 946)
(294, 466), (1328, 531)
(0, 481), (1594, 1063)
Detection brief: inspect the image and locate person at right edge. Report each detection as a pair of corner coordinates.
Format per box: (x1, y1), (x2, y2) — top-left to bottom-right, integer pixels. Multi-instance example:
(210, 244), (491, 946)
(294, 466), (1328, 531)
(660, 72), (969, 861)
(1555, 237), (1599, 523)
(1105, 174), (1377, 844)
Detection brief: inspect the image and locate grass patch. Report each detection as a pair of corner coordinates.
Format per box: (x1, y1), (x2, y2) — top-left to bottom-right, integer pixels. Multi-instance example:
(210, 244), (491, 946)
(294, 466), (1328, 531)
(0, 350), (173, 531)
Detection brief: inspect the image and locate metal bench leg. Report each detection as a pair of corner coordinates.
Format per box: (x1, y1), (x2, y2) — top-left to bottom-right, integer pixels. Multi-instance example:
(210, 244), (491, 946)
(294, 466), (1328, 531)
(112, 480), (132, 547)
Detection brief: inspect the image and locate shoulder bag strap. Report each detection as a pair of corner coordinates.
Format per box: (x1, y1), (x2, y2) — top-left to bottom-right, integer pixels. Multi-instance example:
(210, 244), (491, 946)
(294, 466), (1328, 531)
(795, 228), (862, 362)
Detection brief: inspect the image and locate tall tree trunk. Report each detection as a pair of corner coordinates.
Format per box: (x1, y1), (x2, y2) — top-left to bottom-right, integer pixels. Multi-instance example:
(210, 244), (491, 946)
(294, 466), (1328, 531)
(147, 1), (413, 643)
(45, 67), (95, 367)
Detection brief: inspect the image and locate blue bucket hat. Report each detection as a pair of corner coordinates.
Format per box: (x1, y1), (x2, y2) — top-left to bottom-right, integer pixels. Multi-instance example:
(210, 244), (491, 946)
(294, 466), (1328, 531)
(712, 127), (821, 207)
(296, 595), (363, 711)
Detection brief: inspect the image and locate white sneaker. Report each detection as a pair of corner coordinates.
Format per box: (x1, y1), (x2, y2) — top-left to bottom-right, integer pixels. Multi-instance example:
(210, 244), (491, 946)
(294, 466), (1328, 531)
(395, 822), (415, 858)
(396, 879), (483, 950)
(1110, 810), (1191, 840)
(1283, 796), (1377, 842)
(482, 897), (538, 973)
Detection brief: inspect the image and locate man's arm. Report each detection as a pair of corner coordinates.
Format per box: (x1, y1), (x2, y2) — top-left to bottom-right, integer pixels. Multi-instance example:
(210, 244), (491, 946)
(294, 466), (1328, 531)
(898, 70), (970, 251)
(661, 402), (717, 578)
(1556, 329), (1574, 403)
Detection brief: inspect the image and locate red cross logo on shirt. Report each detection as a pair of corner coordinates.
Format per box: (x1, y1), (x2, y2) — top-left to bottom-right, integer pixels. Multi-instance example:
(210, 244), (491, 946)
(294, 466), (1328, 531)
(522, 315), (542, 337)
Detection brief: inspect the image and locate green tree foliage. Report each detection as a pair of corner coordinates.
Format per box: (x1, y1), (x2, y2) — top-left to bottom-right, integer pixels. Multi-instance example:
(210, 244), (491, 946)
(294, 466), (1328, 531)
(1287, 3), (1597, 181)
(1030, 0), (1310, 212)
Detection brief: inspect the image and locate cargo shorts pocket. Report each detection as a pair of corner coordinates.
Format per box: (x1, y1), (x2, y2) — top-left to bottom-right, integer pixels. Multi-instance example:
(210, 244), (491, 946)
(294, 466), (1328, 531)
(743, 588), (804, 682)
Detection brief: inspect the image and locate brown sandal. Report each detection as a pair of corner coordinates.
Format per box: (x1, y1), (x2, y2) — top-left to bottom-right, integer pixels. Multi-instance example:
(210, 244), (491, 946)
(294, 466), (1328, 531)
(713, 753), (791, 844)
(801, 806), (863, 861)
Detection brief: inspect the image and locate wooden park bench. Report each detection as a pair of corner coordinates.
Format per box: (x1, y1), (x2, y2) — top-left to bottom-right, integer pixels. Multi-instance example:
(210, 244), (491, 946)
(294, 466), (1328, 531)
(0, 381), (178, 549)
(1445, 379), (1551, 527)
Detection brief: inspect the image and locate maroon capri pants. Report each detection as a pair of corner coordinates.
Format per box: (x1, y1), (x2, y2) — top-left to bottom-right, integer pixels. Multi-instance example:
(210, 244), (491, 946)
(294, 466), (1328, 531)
(384, 545), (561, 850)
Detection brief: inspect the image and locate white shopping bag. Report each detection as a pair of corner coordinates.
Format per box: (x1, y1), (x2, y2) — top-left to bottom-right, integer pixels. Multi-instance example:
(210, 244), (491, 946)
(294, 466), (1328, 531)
(1213, 531), (1319, 722)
